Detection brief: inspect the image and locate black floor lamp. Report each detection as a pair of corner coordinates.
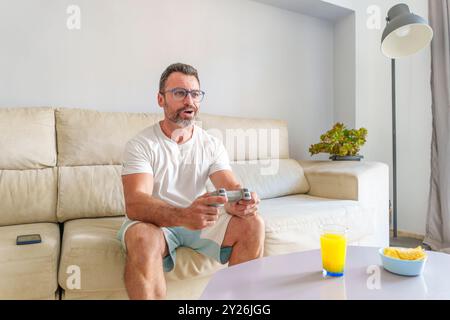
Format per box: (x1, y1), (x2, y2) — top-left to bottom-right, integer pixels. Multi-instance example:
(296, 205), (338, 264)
(380, 3), (433, 238)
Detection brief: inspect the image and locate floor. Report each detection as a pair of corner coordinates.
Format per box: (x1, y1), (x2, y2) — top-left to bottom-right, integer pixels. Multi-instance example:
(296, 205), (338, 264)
(389, 236), (430, 250)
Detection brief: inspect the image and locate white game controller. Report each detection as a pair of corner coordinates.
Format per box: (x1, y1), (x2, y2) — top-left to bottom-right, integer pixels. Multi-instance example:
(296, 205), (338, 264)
(208, 188), (252, 207)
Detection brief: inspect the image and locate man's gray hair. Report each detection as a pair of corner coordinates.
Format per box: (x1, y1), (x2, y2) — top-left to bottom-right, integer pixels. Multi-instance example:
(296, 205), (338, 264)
(159, 63), (200, 93)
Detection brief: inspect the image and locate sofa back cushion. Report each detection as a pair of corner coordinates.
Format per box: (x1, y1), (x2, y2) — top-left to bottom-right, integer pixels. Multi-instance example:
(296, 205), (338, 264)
(0, 107), (58, 225)
(56, 108), (163, 166)
(0, 107), (56, 169)
(207, 159), (310, 199)
(57, 166), (124, 222)
(55, 109), (290, 165)
(0, 168), (58, 226)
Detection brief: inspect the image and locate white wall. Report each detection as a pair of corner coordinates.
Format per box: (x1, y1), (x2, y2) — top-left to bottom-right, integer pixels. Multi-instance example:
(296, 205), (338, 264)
(0, 0), (334, 161)
(324, 0), (432, 236)
(334, 12), (355, 127)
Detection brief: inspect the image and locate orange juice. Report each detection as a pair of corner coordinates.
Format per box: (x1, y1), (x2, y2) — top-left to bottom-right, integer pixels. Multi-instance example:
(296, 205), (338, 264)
(320, 232), (347, 277)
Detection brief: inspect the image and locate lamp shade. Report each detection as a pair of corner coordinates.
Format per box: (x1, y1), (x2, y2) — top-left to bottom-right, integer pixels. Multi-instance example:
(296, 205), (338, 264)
(381, 3), (433, 58)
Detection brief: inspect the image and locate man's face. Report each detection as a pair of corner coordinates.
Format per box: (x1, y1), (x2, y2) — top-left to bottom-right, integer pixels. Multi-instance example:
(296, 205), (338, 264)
(158, 72), (201, 128)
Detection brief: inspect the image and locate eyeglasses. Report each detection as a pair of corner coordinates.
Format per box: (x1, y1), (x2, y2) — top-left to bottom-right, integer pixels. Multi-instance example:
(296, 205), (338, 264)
(161, 87), (205, 102)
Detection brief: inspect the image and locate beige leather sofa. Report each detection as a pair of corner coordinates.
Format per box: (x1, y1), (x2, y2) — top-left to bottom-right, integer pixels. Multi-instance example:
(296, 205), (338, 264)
(0, 107), (389, 300)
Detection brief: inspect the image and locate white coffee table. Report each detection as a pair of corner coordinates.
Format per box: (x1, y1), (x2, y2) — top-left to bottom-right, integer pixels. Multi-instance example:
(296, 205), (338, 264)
(200, 246), (450, 300)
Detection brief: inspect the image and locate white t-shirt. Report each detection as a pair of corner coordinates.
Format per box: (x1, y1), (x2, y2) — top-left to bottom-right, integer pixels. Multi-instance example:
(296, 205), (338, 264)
(121, 122), (232, 208)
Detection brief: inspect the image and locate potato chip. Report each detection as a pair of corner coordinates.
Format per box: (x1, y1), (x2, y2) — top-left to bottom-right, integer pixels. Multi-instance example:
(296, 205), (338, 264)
(383, 246), (426, 261)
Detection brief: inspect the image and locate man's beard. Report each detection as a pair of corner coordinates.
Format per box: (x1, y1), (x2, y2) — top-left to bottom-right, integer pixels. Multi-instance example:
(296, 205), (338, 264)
(165, 104), (199, 128)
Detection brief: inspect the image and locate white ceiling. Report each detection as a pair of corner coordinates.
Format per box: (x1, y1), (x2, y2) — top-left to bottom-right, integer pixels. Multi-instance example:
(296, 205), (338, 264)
(250, 0), (354, 22)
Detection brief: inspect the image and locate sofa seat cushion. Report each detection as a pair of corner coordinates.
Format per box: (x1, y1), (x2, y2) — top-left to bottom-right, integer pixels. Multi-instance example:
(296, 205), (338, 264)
(259, 194), (377, 256)
(58, 217), (226, 293)
(0, 223), (60, 299)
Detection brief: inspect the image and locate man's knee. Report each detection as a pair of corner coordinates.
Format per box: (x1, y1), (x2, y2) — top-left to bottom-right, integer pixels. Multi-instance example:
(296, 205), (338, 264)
(249, 214), (265, 238)
(125, 222), (167, 260)
(235, 214), (265, 240)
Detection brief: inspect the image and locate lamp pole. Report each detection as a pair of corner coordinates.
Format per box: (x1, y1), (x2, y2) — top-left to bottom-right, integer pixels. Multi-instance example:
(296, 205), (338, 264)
(391, 58), (398, 238)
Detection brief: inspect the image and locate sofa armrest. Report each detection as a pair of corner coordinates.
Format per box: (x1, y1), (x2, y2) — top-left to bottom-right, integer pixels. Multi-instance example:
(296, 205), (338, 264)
(298, 160), (389, 202)
(298, 160), (390, 247)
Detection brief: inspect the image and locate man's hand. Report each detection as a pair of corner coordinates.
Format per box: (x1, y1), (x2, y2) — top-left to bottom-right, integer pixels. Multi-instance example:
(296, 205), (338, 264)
(224, 191), (260, 219)
(179, 192), (227, 230)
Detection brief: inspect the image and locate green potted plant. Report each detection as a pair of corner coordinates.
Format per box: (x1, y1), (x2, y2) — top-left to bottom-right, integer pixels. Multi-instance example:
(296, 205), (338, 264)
(309, 123), (368, 161)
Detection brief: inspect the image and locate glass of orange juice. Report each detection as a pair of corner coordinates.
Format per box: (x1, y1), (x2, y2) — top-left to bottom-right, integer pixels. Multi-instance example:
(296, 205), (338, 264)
(320, 224), (348, 277)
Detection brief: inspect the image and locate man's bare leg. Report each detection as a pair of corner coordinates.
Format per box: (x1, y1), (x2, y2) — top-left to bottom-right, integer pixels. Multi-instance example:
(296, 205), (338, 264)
(124, 222), (169, 300)
(221, 214), (265, 266)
